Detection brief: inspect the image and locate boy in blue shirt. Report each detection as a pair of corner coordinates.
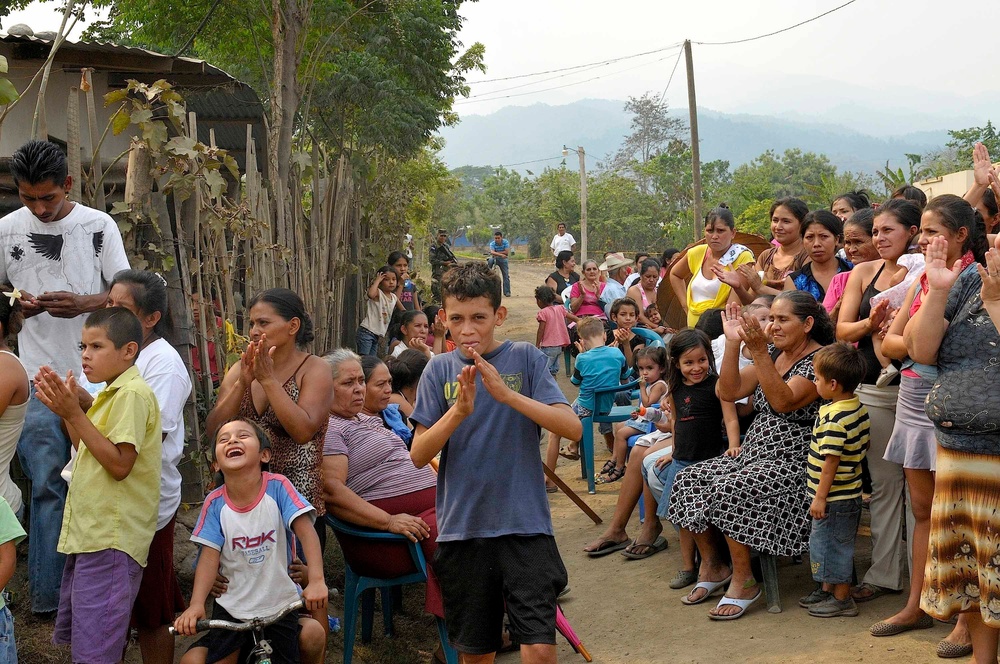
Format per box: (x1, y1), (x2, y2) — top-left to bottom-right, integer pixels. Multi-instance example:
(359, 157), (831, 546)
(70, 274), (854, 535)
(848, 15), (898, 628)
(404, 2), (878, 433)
(410, 262), (581, 663)
(486, 230), (511, 298)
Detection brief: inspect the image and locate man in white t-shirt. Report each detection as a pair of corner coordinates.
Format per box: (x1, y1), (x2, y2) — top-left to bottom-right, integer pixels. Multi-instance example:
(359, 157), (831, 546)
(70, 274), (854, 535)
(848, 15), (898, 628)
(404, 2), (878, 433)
(549, 223), (576, 259)
(0, 140), (130, 615)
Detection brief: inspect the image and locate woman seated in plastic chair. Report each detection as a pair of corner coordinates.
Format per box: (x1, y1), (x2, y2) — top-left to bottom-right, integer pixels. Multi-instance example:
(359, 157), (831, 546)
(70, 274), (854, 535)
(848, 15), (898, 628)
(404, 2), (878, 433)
(321, 349), (443, 620)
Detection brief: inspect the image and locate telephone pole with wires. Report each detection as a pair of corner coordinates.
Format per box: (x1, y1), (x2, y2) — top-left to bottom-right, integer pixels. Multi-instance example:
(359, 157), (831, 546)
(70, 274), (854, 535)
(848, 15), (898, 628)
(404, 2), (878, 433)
(684, 39), (702, 243)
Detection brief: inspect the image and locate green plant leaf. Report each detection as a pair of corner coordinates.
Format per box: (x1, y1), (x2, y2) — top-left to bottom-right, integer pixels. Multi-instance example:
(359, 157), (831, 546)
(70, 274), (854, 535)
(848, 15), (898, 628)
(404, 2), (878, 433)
(204, 169), (226, 199)
(165, 135), (200, 159)
(110, 201), (131, 215)
(104, 89), (128, 106)
(131, 108), (153, 124)
(111, 108), (131, 135)
(0, 78), (18, 106)
(0, 56), (8, 74)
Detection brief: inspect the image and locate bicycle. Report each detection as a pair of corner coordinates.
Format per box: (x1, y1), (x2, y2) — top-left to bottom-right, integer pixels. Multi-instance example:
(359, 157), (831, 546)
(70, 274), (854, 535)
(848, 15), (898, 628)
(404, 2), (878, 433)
(169, 599), (303, 664)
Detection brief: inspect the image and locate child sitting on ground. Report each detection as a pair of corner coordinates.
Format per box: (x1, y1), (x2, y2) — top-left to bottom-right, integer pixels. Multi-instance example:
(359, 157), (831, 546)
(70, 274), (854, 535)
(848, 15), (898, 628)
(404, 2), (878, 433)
(560, 316), (628, 462)
(34, 308), (162, 663)
(799, 342), (870, 618)
(534, 285), (576, 377)
(599, 346), (668, 484)
(174, 419), (327, 663)
(409, 262), (581, 661)
(388, 309), (434, 359)
(357, 265), (399, 357)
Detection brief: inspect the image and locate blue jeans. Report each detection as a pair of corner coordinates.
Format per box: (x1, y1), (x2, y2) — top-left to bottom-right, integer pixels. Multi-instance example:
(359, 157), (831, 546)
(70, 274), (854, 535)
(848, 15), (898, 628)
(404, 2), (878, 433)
(655, 458), (696, 520)
(356, 326), (380, 357)
(810, 496), (862, 585)
(16, 388), (69, 613)
(539, 346), (563, 376)
(487, 257), (511, 296)
(0, 605), (16, 663)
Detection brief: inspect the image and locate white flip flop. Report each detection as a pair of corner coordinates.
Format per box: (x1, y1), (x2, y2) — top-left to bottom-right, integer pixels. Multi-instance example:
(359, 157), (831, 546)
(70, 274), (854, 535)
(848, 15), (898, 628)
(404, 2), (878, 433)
(708, 588), (762, 621)
(680, 575), (732, 605)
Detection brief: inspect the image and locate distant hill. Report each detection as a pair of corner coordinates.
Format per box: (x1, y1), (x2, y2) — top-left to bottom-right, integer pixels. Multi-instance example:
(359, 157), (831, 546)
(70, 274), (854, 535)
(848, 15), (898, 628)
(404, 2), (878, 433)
(438, 99), (951, 176)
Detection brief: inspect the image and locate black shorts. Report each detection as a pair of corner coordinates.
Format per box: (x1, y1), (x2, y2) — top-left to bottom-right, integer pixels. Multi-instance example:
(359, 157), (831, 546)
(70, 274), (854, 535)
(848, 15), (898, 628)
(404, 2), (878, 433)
(189, 602), (301, 664)
(433, 535), (568, 655)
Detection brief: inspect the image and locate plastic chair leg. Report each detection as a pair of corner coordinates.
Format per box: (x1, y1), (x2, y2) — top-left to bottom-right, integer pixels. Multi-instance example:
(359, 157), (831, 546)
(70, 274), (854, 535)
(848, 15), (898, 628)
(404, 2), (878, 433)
(436, 617), (459, 664)
(360, 588), (375, 643)
(759, 553), (782, 613)
(342, 574), (360, 664)
(580, 417), (595, 494)
(563, 347), (572, 376)
(380, 587), (394, 637)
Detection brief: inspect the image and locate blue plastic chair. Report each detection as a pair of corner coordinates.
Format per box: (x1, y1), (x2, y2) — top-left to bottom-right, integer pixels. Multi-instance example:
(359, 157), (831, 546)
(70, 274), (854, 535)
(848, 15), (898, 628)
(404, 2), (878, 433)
(630, 326), (666, 349)
(325, 515), (458, 664)
(580, 378), (639, 494)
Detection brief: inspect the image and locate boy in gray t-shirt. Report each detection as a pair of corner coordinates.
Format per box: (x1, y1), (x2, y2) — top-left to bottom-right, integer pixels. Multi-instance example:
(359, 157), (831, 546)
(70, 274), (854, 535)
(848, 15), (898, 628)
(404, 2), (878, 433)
(410, 262), (581, 660)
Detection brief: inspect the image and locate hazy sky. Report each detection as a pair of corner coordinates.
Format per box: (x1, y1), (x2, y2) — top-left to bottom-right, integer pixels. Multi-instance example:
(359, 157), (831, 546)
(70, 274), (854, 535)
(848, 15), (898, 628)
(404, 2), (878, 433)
(454, 0), (997, 133)
(4, 0), (995, 134)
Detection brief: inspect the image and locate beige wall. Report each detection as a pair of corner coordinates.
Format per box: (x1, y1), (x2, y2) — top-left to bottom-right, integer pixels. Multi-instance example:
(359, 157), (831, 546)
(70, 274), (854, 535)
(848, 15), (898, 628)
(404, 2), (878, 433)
(0, 45), (132, 159)
(915, 166), (1000, 201)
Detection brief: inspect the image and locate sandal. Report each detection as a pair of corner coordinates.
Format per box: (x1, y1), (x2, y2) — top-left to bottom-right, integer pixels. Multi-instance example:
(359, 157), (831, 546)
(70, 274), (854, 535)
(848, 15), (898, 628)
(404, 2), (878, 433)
(622, 536), (668, 560)
(937, 639), (973, 658)
(709, 587), (762, 621)
(596, 464), (626, 484)
(852, 583), (901, 603)
(559, 446), (580, 461)
(681, 575), (732, 605)
(584, 537), (629, 557)
(599, 459), (617, 475)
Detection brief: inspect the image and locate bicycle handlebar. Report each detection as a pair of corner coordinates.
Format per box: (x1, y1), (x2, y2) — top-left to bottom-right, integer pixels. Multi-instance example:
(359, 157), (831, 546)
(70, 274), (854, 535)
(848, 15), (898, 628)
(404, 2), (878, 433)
(169, 599), (303, 636)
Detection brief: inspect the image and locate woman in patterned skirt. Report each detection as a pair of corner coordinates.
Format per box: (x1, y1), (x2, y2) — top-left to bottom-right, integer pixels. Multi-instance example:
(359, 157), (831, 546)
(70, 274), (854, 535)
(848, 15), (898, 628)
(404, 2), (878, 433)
(906, 218), (1000, 663)
(668, 291), (833, 620)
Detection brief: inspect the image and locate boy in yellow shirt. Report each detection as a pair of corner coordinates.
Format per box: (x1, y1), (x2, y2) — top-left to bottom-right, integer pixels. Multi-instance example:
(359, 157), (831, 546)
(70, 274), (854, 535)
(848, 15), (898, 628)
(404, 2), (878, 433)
(35, 307), (162, 662)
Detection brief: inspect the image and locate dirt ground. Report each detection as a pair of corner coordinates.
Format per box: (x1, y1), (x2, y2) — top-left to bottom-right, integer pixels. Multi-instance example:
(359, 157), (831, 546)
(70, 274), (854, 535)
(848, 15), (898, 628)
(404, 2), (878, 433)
(8, 259), (957, 663)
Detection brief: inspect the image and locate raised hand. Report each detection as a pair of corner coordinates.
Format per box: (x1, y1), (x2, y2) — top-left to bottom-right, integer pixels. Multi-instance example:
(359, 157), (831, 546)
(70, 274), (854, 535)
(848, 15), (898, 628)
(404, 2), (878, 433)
(470, 349), (515, 405)
(251, 334), (276, 383)
(973, 142), (995, 186)
(34, 368), (81, 419)
(238, 340), (256, 387)
(453, 365), (477, 417)
(924, 236), (964, 292)
(737, 264), (763, 291)
(739, 311), (769, 355)
(867, 299), (891, 334)
(712, 265), (743, 288)
(720, 301), (745, 342)
(978, 248), (1000, 303)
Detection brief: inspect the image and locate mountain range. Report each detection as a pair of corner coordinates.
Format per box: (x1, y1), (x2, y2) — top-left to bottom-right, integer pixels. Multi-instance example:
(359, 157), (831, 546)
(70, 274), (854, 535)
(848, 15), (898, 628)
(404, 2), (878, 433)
(437, 99), (954, 176)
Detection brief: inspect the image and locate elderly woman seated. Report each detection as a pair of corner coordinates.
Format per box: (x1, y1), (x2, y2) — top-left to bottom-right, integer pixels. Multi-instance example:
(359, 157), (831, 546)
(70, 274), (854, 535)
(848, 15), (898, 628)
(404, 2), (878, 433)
(321, 349), (442, 618)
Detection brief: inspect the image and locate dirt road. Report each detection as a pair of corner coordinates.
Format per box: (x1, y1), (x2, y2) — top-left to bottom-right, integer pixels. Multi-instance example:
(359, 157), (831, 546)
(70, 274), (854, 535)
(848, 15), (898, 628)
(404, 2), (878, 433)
(499, 260), (950, 664)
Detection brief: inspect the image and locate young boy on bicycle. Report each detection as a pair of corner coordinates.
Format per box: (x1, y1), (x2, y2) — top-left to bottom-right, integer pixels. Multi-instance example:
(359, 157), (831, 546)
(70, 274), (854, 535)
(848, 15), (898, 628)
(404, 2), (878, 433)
(34, 307), (162, 662)
(174, 419), (327, 664)
(410, 262), (582, 662)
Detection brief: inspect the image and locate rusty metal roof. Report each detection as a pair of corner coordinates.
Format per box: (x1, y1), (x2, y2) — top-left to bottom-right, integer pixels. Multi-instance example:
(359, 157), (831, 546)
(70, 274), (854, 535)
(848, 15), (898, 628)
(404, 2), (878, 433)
(0, 31), (234, 79)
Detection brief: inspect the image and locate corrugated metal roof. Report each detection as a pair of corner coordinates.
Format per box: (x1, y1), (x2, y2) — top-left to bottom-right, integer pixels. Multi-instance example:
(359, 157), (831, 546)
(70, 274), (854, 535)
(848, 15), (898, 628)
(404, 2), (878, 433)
(0, 32), (234, 78)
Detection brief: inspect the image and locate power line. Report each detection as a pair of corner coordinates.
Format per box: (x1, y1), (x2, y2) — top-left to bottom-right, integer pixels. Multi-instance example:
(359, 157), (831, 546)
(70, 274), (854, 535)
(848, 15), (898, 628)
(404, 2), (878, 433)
(467, 41), (684, 84)
(693, 0), (858, 46)
(456, 48), (682, 105)
(658, 48), (684, 104)
(497, 155), (564, 168)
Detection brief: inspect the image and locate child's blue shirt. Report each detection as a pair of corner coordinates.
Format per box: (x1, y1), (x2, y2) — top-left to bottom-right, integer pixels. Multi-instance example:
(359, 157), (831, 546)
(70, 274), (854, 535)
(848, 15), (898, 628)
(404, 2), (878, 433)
(571, 345), (628, 411)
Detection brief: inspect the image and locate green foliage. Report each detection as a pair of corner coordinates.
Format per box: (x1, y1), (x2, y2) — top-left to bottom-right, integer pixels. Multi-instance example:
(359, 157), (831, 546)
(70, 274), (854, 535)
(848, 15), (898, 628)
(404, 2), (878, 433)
(0, 55), (18, 106)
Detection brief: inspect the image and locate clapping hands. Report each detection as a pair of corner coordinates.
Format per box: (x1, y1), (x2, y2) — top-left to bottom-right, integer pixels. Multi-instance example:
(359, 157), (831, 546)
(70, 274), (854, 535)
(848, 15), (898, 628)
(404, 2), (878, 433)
(924, 236), (964, 293)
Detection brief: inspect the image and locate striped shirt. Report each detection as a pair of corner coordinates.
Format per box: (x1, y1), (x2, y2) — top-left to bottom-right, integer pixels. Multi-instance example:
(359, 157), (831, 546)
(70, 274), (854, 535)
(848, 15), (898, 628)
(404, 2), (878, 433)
(807, 396), (870, 501)
(323, 413), (437, 501)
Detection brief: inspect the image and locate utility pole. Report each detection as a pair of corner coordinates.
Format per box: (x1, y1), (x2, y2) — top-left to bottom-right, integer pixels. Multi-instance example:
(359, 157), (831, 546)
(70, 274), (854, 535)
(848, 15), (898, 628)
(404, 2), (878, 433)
(684, 40), (703, 242)
(577, 146), (588, 262)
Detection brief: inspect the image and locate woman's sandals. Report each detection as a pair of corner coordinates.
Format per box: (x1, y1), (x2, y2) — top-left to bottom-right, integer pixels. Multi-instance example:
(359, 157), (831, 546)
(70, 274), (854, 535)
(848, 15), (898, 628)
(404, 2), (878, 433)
(680, 575), (732, 605)
(709, 580), (762, 621)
